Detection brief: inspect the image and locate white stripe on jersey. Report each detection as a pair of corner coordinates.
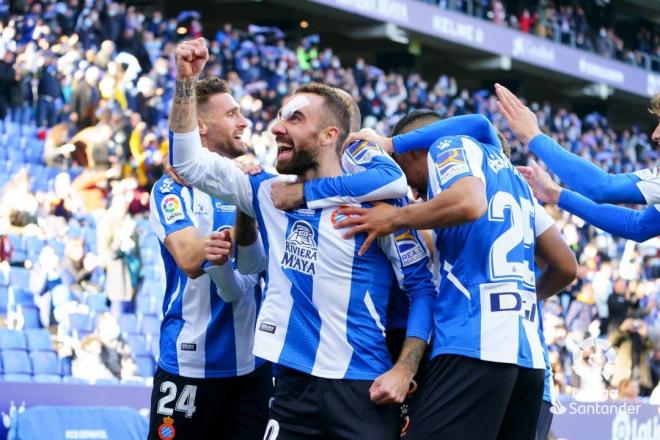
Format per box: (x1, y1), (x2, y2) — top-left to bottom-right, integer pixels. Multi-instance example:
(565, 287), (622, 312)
(479, 282), (524, 365)
(364, 291), (386, 338)
(311, 208), (354, 378)
(253, 178), (294, 364)
(443, 261), (471, 300)
(461, 137), (486, 185)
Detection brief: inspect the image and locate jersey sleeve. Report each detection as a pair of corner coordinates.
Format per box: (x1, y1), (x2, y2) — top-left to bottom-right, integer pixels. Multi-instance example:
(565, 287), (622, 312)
(392, 114), (501, 154)
(149, 179), (195, 243)
(428, 135), (486, 192)
(631, 168), (660, 204)
(170, 129), (257, 217)
(302, 140), (407, 210)
(534, 199), (554, 238)
(528, 134), (646, 204)
(378, 204), (436, 341)
(558, 189), (660, 242)
(236, 233), (267, 275)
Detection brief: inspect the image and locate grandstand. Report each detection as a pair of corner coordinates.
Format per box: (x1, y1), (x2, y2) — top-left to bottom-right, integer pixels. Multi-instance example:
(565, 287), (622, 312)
(0, 0), (657, 439)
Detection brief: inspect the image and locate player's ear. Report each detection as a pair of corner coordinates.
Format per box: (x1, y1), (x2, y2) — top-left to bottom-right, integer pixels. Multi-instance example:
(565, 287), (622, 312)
(198, 117), (207, 135)
(319, 126), (339, 148)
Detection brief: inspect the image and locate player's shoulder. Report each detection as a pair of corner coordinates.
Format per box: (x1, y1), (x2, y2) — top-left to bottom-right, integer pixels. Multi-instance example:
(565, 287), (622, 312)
(632, 167), (660, 182)
(248, 170), (279, 189)
(343, 139), (387, 165)
(152, 175), (187, 198)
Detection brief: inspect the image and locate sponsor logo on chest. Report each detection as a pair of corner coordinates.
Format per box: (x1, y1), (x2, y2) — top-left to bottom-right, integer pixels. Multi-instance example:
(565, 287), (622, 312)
(281, 220), (318, 275)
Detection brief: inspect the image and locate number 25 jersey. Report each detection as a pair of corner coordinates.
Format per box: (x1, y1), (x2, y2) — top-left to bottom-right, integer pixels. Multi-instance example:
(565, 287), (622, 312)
(428, 135), (554, 369)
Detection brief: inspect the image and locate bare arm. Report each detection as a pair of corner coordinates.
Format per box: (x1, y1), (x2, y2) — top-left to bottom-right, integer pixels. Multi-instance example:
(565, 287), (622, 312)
(163, 226), (205, 278)
(535, 225), (578, 300)
(369, 337), (427, 405)
(169, 38), (207, 133)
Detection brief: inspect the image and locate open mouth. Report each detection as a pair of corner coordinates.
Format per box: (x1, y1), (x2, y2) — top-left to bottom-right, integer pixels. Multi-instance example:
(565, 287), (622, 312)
(277, 142), (294, 160)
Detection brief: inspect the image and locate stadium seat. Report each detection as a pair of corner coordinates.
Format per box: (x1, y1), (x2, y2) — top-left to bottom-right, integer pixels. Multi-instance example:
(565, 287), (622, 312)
(7, 234), (24, 251)
(62, 376), (89, 384)
(95, 377), (120, 385)
(24, 329), (53, 351)
(135, 355), (155, 377)
(118, 313), (139, 335)
(136, 294), (159, 315)
(20, 305), (41, 328)
(0, 329), (27, 350)
(1, 349), (31, 374)
(9, 267), (29, 288)
(13, 288), (35, 305)
(0, 286), (8, 308)
(24, 236), (45, 257)
(2, 373), (32, 382)
(85, 293), (109, 313)
(126, 334), (149, 356)
(140, 314), (161, 336)
(30, 350), (59, 375)
(33, 374), (62, 383)
(68, 312), (95, 333)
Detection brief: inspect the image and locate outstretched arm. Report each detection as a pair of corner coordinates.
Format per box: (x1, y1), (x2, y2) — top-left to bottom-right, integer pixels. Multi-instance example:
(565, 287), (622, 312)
(495, 83), (644, 204)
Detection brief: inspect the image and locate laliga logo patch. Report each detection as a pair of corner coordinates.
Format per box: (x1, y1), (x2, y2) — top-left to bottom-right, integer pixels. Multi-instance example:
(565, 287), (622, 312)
(158, 416), (176, 440)
(161, 195), (185, 225)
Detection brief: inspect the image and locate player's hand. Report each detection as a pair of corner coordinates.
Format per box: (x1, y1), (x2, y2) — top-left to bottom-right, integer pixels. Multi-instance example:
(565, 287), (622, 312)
(369, 364), (414, 405)
(234, 154), (263, 176)
(175, 37), (209, 78)
(333, 202), (398, 256)
(495, 83), (541, 145)
(271, 182), (304, 211)
(205, 230), (233, 266)
(342, 128), (393, 154)
(163, 157), (190, 186)
(517, 160), (561, 204)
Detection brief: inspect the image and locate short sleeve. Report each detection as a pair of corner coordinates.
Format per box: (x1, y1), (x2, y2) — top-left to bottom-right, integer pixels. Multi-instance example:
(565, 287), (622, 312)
(534, 199), (554, 238)
(428, 136), (485, 192)
(149, 178), (195, 242)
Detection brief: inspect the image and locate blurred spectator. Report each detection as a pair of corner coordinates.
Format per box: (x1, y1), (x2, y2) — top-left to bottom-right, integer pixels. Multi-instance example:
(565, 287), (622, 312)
(71, 66), (101, 130)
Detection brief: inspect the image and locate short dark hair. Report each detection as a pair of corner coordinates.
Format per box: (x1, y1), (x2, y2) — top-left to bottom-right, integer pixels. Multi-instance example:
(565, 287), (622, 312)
(196, 77), (230, 107)
(335, 88), (361, 132)
(295, 82), (351, 149)
(391, 109), (441, 136)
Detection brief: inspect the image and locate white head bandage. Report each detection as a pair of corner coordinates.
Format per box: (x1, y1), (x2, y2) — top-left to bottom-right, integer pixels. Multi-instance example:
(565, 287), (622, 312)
(280, 95), (310, 120)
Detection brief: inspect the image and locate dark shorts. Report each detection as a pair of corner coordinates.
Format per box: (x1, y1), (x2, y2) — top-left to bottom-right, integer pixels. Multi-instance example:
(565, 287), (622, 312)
(147, 363), (274, 440)
(265, 367), (400, 440)
(536, 400), (554, 440)
(406, 354), (544, 440)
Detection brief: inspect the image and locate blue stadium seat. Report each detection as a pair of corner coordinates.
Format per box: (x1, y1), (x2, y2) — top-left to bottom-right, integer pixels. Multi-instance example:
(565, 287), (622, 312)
(135, 355), (155, 377)
(1, 349), (31, 374)
(30, 351), (59, 375)
(2, 373), (32, 382)
(62, 376), (89, 384)
(0, 329), (27, 350)
(7, 234), (23, 251)
(126, 334), (149, 356)
(118, 313), (139, 335)
(140, 314), (161, 336)
(14, 288), (35, 305)
(68, 312), (94, 333)
(48, 240), (65, 257)
(10, 267), (29, 288)
(20, 306), (41, 328)
(136, 295), (159, 315)
(95, 377), (120, 385)
(33, 374), (62, 383)
(0, 286), (8, 308)
(85, 293), (109, 313)
(10, 250), (27, 264)
(24, 237), (45, 257)
(24, 329), (53, 351)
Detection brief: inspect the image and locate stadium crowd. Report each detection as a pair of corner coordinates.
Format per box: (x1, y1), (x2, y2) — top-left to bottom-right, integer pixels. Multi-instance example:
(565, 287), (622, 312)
(0, 0), (658, 404)
(422, 0), (660, 72)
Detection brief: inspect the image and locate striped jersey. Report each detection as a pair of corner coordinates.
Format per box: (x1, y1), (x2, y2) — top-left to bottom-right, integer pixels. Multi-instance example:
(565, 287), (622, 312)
(149, 175), (262, 378)
(632, 167), (660, 209)
(171, 130), (436, 380)
(427, 135), (553, 369)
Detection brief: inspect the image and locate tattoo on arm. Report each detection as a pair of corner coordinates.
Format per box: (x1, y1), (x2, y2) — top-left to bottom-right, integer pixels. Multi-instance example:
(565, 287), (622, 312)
(169, 78), (197, 133)
(396, 337), (427, 375)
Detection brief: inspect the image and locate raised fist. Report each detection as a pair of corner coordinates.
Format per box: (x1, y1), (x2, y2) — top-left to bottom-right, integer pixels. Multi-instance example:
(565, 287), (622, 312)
(175, 37), (209, 79)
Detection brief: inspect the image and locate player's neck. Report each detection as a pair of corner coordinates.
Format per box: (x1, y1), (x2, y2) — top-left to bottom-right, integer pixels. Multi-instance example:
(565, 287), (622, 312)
(299, 155), (342, 182)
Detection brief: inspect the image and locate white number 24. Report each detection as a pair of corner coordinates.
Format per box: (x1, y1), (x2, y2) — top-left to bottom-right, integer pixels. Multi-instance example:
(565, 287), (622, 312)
(488, 191), (535, 287)
(157, 381), (197, 418)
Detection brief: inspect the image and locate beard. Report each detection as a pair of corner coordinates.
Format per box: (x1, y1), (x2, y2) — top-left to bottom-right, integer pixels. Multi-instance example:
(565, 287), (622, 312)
(276, 148), (318, 175)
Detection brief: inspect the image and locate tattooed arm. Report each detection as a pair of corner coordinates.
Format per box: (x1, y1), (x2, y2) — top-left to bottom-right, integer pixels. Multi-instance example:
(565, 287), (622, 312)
(369, 337), (427, 405)
(169, 38), (207, 133)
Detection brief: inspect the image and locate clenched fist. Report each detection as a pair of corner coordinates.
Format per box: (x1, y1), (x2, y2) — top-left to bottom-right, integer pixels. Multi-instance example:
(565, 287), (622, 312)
(175, 37), (209, 79)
